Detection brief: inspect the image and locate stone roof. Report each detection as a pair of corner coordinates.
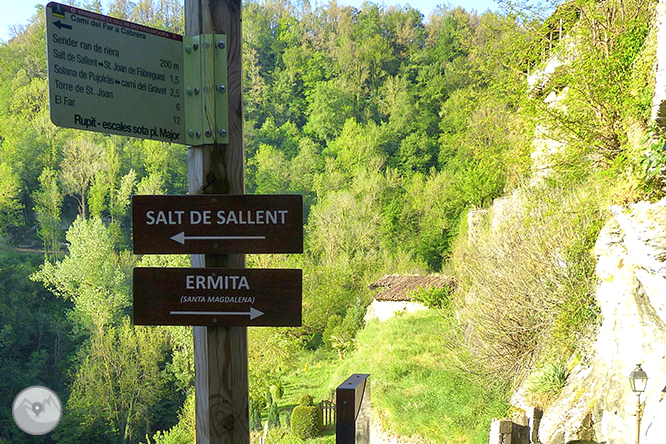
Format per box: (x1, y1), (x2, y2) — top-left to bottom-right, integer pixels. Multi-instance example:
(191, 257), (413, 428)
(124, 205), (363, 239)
(368, 275), (455, 302)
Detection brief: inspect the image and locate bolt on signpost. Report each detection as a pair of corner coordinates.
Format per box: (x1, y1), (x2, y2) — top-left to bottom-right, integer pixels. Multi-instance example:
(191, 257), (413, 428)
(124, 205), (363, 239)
(45, 1), (303, 443)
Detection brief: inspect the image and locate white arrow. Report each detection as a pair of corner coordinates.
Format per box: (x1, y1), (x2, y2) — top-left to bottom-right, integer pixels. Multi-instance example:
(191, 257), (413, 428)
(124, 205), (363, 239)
(170, 307), (265, 320)
(170, 231), (266, 245)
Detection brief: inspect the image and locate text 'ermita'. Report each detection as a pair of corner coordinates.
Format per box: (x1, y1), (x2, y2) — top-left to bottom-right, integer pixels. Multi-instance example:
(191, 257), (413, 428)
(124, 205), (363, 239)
(186, 275), (249, 290)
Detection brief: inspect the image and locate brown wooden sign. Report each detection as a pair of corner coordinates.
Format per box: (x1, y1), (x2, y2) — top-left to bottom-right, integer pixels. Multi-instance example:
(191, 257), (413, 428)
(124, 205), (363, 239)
(133, 267), (302, 326)
(132, 194), (303, 254)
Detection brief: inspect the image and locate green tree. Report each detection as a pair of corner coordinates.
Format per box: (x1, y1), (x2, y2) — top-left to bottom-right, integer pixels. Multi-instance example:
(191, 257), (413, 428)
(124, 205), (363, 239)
(31, 216), (130, 333)
(267, 400), (280, 429)
(63, 317), (169, 444)
(248, 328), (300, 402)
(303, 80), (356, 142)
(0, 251), (77, 443)
(249, 398), (263, 431)
(60, 136), (106, 219)
(32, 167), (63, 262)
(139, 139), (187, 194)
(249, 144), (291, 194)
(536, 0), (652, 158)
(136, 172), (166, 195)
(0, 162), (24, 237)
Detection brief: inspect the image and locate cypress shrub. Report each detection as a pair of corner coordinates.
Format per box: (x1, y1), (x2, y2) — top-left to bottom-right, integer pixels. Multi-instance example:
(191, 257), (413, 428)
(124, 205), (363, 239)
(249, 399), (262, 431)
(274, 379), (284, 399)
(265, 387), (274, 407)
(291, 395), (322, 439)
(268, 401), (281, 428)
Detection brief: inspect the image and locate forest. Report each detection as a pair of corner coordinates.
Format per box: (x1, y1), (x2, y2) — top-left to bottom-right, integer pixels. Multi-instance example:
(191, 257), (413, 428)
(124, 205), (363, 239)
(0, 0), (660, 442)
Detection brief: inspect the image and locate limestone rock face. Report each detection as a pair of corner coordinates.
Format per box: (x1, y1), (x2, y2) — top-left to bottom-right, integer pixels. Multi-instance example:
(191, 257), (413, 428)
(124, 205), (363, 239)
(535, 199), (666, 444)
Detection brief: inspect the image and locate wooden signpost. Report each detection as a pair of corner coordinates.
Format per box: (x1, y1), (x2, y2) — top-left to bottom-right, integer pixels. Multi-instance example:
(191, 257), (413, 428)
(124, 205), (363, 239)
(184, 1), (251, 442)
(46, 1), (300, 442)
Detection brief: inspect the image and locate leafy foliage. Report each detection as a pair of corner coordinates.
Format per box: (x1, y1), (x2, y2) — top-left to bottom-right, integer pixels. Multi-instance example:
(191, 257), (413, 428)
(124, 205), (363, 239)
(639, 122), (666, 198)
(0, 251), (77, 443)
(60, 318), (169, 444)
(532, 0), (655, 160)
(2, 0), (661, 442)
(32, 167), (63, 262)
(410, 285), (453, 309)
(268, 400), (281, 429)
(31, 217), (131, 332)
(250, 399), (263, 431)
(453, 181), (605, 384)
(0, 162), (23, 237)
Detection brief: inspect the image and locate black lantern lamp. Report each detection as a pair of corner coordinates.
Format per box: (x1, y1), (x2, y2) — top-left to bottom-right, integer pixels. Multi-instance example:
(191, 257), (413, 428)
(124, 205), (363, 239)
(629, 364), (648, 394)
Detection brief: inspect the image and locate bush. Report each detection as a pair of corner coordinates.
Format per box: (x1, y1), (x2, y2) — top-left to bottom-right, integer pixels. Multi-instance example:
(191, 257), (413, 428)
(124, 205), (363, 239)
(322, 314), (343, 349)
(272, 379), (284, 400)
(298, 394), (314, 406)
(452, 183), (604, 382)
(290, 395), (322, 439)
(410, 285), (453, 309)
(322, 300), (368, 358)
(265, 386), (274, 407)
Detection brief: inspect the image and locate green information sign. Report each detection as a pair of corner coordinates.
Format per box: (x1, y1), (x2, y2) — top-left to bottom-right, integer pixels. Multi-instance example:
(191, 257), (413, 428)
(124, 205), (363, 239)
(46, 2), (185, 143)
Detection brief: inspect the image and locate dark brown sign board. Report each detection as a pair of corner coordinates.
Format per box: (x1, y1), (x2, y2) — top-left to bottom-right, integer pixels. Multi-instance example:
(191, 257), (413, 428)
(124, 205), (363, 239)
(133, 267), (302, 326)
(132, 194), (303, 254)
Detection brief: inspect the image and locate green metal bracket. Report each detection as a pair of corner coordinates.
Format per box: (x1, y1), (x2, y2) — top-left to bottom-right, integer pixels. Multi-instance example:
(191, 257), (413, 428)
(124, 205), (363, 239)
(183, 34), (229, 146)
(183, 35), (202, 146)
(214, 34), (229, 145)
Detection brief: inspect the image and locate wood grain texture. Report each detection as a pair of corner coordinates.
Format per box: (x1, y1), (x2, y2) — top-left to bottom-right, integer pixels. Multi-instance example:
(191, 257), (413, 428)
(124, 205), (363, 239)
(186, 0), (248, 442)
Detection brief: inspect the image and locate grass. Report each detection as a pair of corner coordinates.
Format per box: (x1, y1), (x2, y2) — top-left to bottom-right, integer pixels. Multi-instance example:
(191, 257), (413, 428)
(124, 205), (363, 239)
(274, 310), (509, 444)
(256, 349), (339, 444)
(524, 362), (569, 408)
(330, 310), (509, 443)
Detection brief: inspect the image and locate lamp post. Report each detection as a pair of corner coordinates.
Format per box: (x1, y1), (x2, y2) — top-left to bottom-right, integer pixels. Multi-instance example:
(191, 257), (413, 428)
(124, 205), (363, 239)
(629, 364), (648, 444)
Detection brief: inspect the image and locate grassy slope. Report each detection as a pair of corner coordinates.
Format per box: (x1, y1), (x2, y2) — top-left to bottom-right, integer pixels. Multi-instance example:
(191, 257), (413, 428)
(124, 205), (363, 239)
(276, 310), (509, 444)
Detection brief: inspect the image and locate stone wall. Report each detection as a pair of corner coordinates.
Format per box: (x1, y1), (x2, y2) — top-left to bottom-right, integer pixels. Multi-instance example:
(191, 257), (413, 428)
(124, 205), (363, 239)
(363, 300), (426, 323)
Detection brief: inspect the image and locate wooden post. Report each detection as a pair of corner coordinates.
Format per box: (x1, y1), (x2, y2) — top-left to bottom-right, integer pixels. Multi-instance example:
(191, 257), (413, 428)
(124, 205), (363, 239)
(185, 0), (248, 443)
(336, 374), (370, 444)
(488, 419), (512, 444)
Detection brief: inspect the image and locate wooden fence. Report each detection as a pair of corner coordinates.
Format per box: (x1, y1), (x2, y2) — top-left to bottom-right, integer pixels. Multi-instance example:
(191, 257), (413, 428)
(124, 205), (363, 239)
(320, 399), (336, 430)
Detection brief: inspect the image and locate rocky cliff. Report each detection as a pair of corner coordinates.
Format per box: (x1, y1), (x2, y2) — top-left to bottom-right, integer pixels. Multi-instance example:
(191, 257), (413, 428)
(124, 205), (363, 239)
(513, 0), (666, 440)
(515, 199), (666, 444)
